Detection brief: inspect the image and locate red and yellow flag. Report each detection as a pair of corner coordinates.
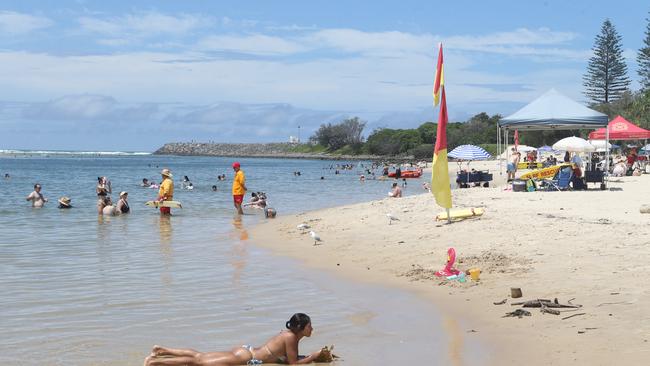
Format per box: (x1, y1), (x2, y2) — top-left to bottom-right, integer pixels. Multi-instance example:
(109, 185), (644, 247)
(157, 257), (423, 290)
(433, 43), (444, 107)
(431, 44), (452, 209)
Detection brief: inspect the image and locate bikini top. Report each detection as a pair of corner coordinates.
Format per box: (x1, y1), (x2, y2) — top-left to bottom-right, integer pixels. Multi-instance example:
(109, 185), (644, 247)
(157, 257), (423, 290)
(119, 199), (130, 213)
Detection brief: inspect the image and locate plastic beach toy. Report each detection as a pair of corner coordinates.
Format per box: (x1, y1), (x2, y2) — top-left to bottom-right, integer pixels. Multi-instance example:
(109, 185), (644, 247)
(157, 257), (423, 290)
(435, 247), (461, 277)
(469, 268), (481, 281)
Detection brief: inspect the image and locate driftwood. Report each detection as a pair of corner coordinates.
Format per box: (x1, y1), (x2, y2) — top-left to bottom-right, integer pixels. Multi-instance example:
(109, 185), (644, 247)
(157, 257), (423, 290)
(540, 307), (561, 315)
(511, 298), (582, 309)
(493, 298), (507, 305)
(562, 312), (586, 320)
(503, 309), (531, 318)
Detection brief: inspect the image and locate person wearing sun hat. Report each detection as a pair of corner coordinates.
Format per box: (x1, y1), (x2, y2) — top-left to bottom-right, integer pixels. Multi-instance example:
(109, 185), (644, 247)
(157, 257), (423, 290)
(158, 168), (174, 215)
(231, 162), (247, 215)
(58, 196), (72, 209)
(116, 191), (130, 214)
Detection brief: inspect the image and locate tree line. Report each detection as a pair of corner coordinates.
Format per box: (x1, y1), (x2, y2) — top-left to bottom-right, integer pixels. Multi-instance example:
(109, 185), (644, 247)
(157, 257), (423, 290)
(307, 12), (650, 158)
(309, 114), (503, 159)
(583, 14), (650, 127)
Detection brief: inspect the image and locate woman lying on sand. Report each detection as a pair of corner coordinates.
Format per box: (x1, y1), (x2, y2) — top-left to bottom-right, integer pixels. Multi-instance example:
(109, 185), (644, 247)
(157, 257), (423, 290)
(144, 313), (326, 365)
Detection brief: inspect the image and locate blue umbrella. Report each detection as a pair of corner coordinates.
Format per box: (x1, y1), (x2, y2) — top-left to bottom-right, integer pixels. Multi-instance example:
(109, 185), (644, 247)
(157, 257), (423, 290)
(448, 145), (491, 160)
(538, 145), (559, 154)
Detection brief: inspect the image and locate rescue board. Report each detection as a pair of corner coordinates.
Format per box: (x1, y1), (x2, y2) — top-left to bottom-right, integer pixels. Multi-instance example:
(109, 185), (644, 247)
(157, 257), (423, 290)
(436, 207), (484, 221)
(145, 200), (182, 209)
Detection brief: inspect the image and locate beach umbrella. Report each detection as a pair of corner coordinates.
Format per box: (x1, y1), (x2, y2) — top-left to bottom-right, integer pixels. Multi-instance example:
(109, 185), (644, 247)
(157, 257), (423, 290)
(552, 136), (595, 153)
(537, 145), (560, 156)
(589, 139), (612, 152)
(448, 144), (491, 160)
(514, 144), (536, 152)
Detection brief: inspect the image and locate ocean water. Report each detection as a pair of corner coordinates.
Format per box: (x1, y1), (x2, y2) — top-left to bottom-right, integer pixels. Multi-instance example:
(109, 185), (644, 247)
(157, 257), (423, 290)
(0, 155), (483, 365)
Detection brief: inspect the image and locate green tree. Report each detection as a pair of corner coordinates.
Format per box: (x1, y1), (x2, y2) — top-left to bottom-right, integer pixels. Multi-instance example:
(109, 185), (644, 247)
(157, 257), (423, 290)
(630, 90), (650, 129)
(365, 128), (421, 156)
(583, 19), (631, 104)
(310, 117), (366, 151)
(416, 122), (436, 143)
(638, 12), (650, 92)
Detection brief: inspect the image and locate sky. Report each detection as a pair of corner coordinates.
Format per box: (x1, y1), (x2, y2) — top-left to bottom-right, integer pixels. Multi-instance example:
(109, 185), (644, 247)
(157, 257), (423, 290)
(0, 0), (648, 151)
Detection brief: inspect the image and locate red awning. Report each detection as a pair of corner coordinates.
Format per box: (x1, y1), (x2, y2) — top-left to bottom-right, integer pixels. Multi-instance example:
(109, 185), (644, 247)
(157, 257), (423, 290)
(588, 115), (650, 140)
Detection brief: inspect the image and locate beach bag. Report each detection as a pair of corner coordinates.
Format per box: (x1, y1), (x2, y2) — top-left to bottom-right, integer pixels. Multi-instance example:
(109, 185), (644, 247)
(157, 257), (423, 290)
(526, 179), (536, 192)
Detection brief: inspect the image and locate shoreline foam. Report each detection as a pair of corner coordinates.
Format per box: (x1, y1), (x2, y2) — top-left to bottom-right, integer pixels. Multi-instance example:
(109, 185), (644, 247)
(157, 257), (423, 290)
(251, 170), (650, 365)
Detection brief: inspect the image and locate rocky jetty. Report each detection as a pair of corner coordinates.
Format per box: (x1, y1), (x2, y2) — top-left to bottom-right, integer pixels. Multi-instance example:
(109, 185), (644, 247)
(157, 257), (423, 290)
(153, 142), (386, 160)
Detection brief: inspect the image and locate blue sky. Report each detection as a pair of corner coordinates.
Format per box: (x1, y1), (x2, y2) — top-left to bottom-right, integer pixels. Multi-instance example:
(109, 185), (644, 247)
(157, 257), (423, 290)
(0, 0), (648, 151)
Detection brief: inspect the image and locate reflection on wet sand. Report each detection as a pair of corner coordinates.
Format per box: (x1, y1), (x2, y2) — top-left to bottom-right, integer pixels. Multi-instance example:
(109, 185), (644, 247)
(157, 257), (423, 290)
(158, 215), (173, 286)
(230, 216), (249, 286)
(443, 316), (464, 366)
(96, 215), (114, 279)
(96, 214), (110, 241)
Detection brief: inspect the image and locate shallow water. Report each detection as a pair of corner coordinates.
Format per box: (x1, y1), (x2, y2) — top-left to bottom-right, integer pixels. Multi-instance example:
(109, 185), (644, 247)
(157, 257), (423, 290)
(0, 155), (484, 365)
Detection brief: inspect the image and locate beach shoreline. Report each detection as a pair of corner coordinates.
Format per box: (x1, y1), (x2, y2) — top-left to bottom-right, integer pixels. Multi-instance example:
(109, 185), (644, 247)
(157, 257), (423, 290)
(250, 164), (650, 365)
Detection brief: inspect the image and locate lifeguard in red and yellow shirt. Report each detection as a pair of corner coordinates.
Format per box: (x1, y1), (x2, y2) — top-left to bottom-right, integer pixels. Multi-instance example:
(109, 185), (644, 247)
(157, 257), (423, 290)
(231, 162), (247, 214)
(158, 168), (174, 215)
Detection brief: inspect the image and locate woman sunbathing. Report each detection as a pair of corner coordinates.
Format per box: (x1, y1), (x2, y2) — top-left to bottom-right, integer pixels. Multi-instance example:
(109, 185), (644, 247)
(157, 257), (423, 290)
(144, 313), (326, 365)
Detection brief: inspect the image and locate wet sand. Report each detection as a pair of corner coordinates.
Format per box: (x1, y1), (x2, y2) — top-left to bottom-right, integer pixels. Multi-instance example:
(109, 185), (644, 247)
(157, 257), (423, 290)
(251, 161), (650, 365)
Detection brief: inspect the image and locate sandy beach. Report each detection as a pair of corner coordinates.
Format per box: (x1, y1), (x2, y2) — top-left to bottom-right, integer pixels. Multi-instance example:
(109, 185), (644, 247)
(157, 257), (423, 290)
(252, 161), (650, 365)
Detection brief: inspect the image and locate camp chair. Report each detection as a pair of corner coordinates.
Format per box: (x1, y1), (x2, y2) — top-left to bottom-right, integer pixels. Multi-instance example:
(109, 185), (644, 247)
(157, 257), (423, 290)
(542, 166), (573, 191)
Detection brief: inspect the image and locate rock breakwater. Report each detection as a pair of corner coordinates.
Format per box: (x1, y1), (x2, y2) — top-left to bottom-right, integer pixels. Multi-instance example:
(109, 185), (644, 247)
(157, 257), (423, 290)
(153, 142), (385, 160)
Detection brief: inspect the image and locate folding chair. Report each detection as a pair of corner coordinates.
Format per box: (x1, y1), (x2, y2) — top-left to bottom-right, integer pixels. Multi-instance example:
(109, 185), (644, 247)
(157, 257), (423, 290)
(542, 166), (573, 191)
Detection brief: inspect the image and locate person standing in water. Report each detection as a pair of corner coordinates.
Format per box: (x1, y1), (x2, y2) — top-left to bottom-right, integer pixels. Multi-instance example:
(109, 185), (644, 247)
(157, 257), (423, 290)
(144, 313), (327, 366)
(26, 183), (48, 207)
(232, 162), (247, 215)
(158, 169), (174, 215)
(116, 191), (130, 214)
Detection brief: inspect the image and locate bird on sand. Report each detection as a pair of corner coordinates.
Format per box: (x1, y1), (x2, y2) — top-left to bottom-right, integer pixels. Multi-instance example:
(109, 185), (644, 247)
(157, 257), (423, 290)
(297, 223), (310, 230)
(309, 231), (322, 245)
(386, 213), (399, 225)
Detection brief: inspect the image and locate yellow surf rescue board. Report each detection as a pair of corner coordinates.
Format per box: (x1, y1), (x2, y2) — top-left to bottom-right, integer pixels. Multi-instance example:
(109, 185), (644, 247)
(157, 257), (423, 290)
(519, 163), (571, 180)
(145, 200), (183, 209)
(517, 162), (543, 170)
(436, 207), (484, 221)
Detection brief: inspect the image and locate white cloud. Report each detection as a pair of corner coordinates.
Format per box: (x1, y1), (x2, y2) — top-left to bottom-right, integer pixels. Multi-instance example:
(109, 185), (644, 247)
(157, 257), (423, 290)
(196, 34), (306, 55)
(78, 11), (215, 38)
(305, 27), (585, 60)
(0, 11), (53, 35)
(266, 24), (318, 32)
(22, 94), (161, 122)
(0, 22), (600, 135)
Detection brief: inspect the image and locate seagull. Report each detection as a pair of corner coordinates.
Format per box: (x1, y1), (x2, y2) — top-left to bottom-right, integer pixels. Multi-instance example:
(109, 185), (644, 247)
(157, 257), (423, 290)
(386, 213), (399, 225)
(309, 231), (322, 245)
(297, 223), (310, 230)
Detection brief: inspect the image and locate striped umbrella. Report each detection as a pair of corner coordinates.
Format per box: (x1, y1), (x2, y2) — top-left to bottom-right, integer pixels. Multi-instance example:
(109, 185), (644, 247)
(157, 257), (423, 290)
(448, 144), (491, 161)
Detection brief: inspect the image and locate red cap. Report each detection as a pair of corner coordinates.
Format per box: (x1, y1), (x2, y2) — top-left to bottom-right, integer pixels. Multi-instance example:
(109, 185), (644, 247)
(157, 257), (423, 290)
(232, 162), (240, 168)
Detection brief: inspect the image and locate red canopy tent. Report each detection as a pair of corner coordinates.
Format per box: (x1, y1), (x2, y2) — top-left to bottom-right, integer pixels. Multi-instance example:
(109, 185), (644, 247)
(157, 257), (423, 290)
(588, 115), (650, 140)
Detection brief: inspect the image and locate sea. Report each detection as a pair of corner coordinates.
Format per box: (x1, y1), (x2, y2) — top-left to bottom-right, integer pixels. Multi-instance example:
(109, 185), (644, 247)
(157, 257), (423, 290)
(0, 153), (485, 365)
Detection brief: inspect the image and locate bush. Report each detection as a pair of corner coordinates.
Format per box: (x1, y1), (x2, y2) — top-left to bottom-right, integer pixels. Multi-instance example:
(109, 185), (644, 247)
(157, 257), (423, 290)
(366, 128), (422, 156)
(288, 144), (327, 153)
(310, 117), (366, 151)
(408, 144), (434, 160)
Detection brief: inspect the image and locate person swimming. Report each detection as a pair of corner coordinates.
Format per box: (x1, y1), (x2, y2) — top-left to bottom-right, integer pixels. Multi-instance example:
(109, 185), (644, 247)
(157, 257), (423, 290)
(144, 313), (327, 366)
